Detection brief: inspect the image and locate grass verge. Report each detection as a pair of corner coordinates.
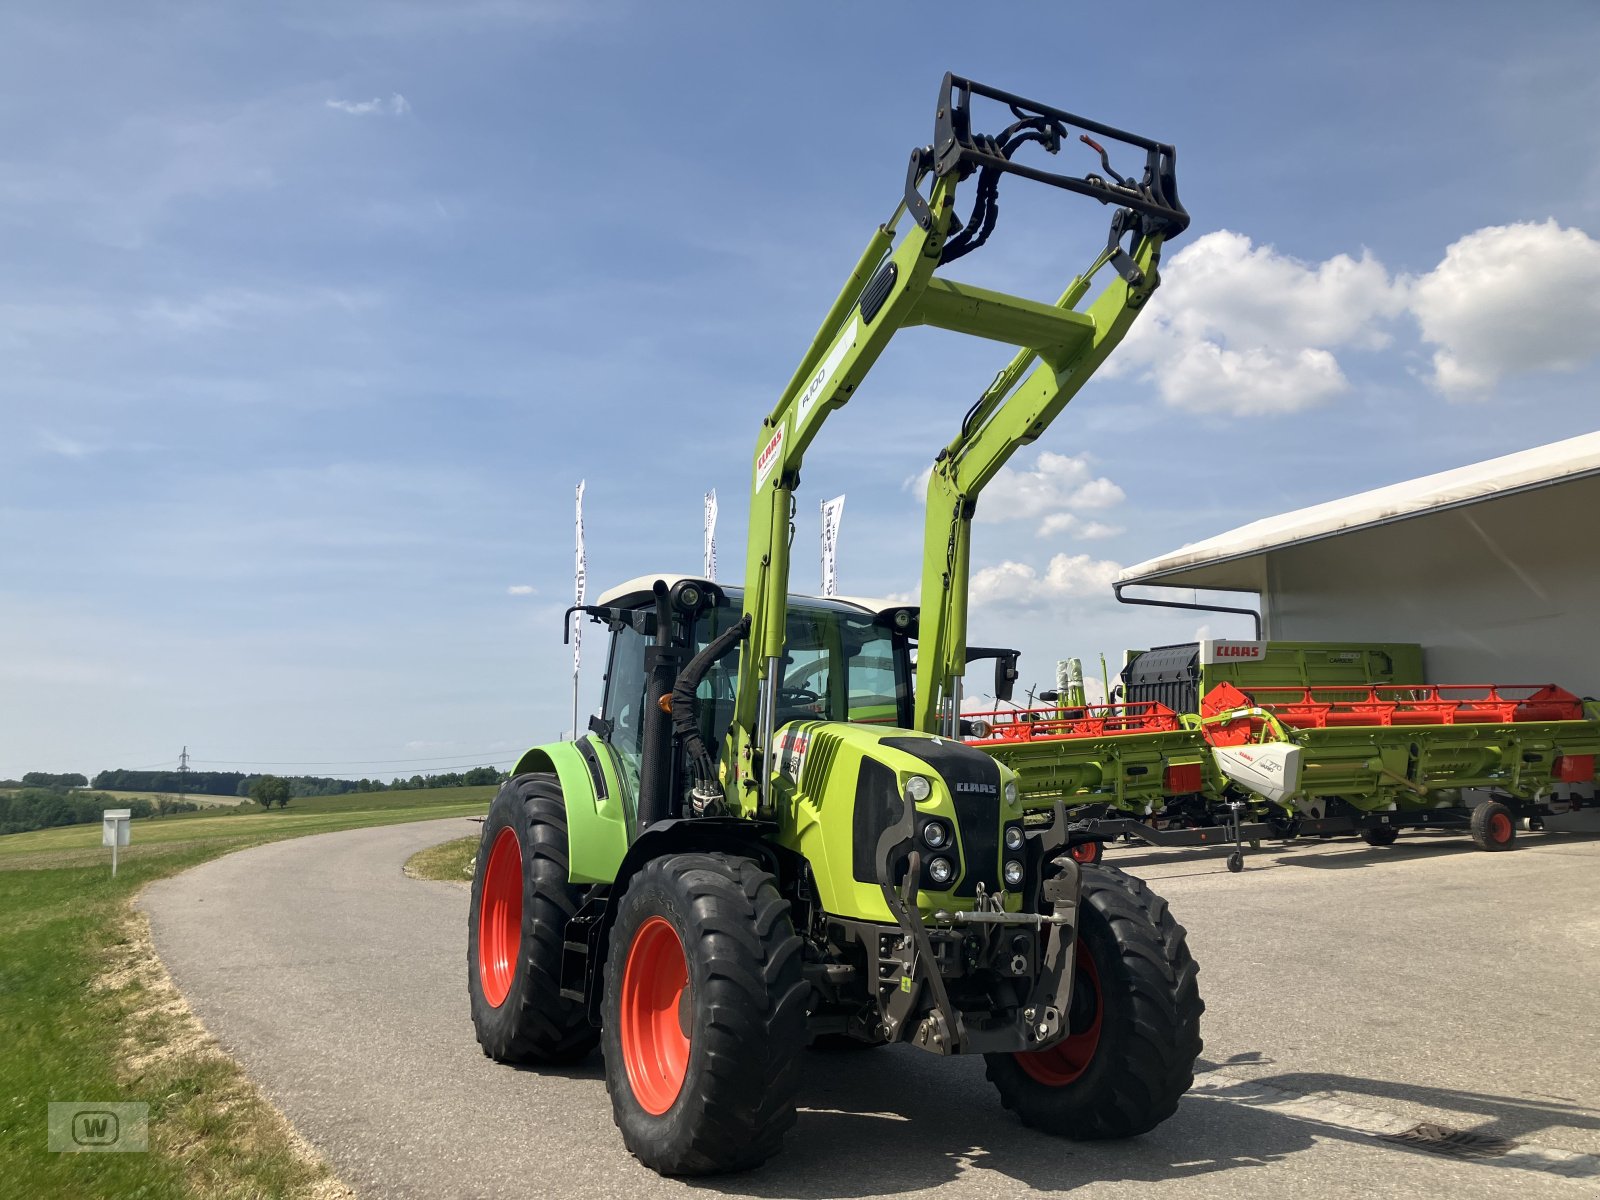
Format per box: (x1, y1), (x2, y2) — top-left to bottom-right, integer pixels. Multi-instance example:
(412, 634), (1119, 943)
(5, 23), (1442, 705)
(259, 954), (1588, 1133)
(403, 835), (479, 884)
(0, 786), (492, 1198)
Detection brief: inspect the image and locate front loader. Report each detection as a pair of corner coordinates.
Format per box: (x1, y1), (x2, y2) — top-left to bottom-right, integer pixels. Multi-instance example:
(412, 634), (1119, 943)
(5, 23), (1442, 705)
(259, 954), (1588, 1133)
(467, 75), (1200, 1176)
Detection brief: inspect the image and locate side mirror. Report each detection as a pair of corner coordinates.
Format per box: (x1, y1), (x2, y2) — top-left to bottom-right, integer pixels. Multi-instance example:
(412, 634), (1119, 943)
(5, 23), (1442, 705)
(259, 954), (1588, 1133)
(993, 651), (1020, 704)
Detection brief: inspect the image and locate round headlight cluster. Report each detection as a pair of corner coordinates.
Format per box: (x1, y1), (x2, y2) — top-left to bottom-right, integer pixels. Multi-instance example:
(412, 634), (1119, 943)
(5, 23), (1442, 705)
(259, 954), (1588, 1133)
(1004, 824), (1024, 851)
(1004, 780), (1019, 807)
(1003, 859), (1025, 888)
(904, 775), (932, 804)
(921, 819), (950, 849)
(967, 719), (992, 739)
(927, 856), (955, 886)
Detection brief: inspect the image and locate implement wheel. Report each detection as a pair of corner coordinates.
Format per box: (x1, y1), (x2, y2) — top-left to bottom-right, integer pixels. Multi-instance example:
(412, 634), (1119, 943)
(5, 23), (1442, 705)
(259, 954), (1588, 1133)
(468, 773), (598, 1064)
(985, 865), (1202, 1139)
(1470, 799), (1517, 852)
(602, 854), (807, 1175)
(1068, 839), (1104, 866)
(1362, 825), (1400, 847)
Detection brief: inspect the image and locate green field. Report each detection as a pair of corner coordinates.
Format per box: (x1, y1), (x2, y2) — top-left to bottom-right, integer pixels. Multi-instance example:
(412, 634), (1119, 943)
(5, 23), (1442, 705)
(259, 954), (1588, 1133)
(0, 785), (492, 1198)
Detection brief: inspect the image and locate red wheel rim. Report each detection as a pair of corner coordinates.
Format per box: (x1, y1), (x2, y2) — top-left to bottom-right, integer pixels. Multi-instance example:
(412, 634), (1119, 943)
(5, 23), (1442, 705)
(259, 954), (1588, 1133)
(1069, 841), (1101, 865)
(1014, 940), (1103, 1086)
(1489, 811), (1513, 844)
(620, 916), (691, 1115)
(477, 826), (522, 1008)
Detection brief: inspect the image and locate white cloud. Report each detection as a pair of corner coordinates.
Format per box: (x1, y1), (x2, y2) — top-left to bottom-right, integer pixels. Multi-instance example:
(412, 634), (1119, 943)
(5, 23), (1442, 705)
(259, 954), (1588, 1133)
(326, 93), (411, 117)
(969, 553), (1124, 611)
(908, 451), (1125, 538)
(38, 430), (97, 458)
(1119, 230), (1404, 416)
(1118, 221), (1600, 414)
(1408, 220), (1600, 396)
(506, 584), (536, 596)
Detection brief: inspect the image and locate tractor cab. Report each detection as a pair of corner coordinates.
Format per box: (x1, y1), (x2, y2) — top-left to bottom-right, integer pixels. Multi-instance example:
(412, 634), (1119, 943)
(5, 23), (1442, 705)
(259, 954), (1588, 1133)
(580, 574), (918, 822)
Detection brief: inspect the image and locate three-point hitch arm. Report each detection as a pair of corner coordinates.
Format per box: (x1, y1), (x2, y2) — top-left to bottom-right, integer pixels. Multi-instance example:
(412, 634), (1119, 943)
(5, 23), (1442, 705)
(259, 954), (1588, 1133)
(722, 74), (1188, 816)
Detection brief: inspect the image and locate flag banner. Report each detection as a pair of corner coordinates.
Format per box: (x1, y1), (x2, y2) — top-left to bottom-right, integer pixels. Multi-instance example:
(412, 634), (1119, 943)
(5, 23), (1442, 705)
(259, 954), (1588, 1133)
(573, 480), (587, 674)
(820, 494), (845, 597)
(703, 489), (718, 580)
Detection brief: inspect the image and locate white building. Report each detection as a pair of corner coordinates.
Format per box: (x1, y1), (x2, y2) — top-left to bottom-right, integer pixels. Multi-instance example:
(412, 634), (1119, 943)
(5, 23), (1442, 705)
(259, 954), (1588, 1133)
(1118, 432), (1600, 696)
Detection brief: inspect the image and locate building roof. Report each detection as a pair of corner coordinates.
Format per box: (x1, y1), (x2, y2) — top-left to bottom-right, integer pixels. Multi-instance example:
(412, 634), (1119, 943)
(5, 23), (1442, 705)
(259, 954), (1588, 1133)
(1120, 431), (1600, 591)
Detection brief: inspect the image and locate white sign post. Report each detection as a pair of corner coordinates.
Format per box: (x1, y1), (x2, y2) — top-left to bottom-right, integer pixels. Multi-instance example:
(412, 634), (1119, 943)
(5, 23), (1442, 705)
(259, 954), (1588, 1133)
(102, 809), (131, 876)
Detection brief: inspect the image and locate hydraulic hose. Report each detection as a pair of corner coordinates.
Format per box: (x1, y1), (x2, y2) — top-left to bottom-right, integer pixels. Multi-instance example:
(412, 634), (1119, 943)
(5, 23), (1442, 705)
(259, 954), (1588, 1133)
(670, 614), (751, 813)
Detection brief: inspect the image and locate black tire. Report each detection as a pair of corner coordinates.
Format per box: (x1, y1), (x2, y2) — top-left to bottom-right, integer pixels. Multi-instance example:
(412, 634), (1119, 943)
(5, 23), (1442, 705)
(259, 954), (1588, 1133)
(1362, 825), (1399, 847)
(1226, 851), (1244, 873)
(468, 773), (597, 1064)
(601, 854), (807, 1175)
(1470, 798), (1517, 851)
(985, 865), (1203, 1139)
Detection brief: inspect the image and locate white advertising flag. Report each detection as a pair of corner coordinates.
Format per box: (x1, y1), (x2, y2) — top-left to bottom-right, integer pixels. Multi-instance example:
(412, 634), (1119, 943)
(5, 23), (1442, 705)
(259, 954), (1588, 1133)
(703, 489), (718, 581)
(820, 494), (845, 597)
(571, 480), (587, 740)
(573, 481), (587, 670)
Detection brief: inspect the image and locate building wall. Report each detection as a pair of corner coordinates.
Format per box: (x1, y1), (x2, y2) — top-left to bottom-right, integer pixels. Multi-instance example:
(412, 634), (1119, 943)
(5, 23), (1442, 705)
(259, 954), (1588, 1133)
(1262, 474), (1598, 695)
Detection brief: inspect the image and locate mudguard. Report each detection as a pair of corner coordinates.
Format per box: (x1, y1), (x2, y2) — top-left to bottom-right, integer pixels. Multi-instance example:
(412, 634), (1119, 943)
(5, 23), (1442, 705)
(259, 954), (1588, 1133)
(512, 737), (630, 884)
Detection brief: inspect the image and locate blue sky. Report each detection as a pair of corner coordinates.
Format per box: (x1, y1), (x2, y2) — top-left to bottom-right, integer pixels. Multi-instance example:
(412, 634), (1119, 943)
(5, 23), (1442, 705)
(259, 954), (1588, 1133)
(4, 2), (1599, 778)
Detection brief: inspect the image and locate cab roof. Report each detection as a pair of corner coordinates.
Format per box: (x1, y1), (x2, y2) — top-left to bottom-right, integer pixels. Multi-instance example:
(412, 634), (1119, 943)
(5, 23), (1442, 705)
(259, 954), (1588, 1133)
(595, 573), (915, 621)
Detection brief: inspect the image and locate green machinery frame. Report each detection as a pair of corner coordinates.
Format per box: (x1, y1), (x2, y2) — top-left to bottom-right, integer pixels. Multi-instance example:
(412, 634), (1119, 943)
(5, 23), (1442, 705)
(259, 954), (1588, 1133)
(725, 75), (1187, 816)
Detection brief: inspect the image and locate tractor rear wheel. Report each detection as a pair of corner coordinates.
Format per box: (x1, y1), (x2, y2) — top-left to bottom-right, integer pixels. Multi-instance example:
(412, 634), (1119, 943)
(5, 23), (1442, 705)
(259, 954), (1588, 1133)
(602, 853), (807, 1175)
(468, 773), (597, 1064)
(985, 864), (1202, 1139)
(1470, 799), (1517, 851)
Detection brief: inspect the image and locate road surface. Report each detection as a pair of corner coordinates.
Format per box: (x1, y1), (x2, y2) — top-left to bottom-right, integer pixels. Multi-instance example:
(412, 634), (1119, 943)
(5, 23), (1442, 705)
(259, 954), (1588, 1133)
(141, 817), (1600, 1198)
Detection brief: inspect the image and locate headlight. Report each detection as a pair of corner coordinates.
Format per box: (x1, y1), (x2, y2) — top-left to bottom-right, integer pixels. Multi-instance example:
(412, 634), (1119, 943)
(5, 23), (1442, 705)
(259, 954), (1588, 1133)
(967, 719), (991, 739)
(927, 856), (955, 886)
(922, 820), (950, 849)
(1003, 860), (1025, 888)
(1004, 780), (1019, 806)
(905, 775), (932, 803)
(1004, 824), (1024, 851)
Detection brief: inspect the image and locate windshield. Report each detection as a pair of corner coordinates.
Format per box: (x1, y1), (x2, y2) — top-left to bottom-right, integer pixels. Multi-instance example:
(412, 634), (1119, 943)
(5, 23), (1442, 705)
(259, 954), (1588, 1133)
(599, 593), (912, 789)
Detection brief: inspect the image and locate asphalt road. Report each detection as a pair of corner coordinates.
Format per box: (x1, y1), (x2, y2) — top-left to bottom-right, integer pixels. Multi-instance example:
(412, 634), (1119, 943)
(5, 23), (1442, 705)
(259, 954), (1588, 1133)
(141, 817), (1600, 1199)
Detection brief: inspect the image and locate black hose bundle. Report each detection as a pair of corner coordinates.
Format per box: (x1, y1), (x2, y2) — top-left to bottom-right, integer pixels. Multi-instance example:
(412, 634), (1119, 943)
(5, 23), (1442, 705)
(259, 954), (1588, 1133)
(670, 615), (751, 813)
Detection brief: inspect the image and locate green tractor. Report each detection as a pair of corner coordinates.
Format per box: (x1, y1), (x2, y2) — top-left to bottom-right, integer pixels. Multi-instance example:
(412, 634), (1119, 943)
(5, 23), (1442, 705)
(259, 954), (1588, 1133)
(468, 75), (1201, 1175)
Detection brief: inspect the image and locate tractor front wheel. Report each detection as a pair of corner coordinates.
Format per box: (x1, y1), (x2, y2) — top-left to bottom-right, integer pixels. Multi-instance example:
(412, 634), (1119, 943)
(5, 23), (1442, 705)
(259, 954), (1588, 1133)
(985, 865), (1202, 1139)
(602, 854), (807, 1175)
(467, 773), (597, 1064)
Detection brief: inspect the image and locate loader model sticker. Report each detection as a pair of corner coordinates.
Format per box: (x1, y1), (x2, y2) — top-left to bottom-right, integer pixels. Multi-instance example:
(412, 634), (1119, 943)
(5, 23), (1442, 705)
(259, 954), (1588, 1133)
(776, 728), (810, 782)
(1201, 639), (1266, 664)
(795, 319), (858, 434)
(756, 423), (786, 489)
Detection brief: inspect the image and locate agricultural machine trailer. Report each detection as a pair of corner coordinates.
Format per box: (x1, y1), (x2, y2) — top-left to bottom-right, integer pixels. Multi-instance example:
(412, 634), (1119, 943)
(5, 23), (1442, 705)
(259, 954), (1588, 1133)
(466, 75), (1201, 1176)
(955, 637), (1600, 870)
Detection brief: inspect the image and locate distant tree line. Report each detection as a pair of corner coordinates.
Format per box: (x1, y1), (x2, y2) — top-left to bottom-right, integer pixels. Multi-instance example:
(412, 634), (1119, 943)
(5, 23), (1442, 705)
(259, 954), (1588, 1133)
(89, 771), (505, 800)
(0, 789), (199, 836)
(89, 766), (507, 797)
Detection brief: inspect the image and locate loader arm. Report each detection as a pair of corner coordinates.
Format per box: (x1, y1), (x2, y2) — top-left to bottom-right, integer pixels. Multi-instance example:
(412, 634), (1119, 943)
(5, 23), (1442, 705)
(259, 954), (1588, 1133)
(725, 74), (1187, 816)
(910, 225), (1171, 734)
